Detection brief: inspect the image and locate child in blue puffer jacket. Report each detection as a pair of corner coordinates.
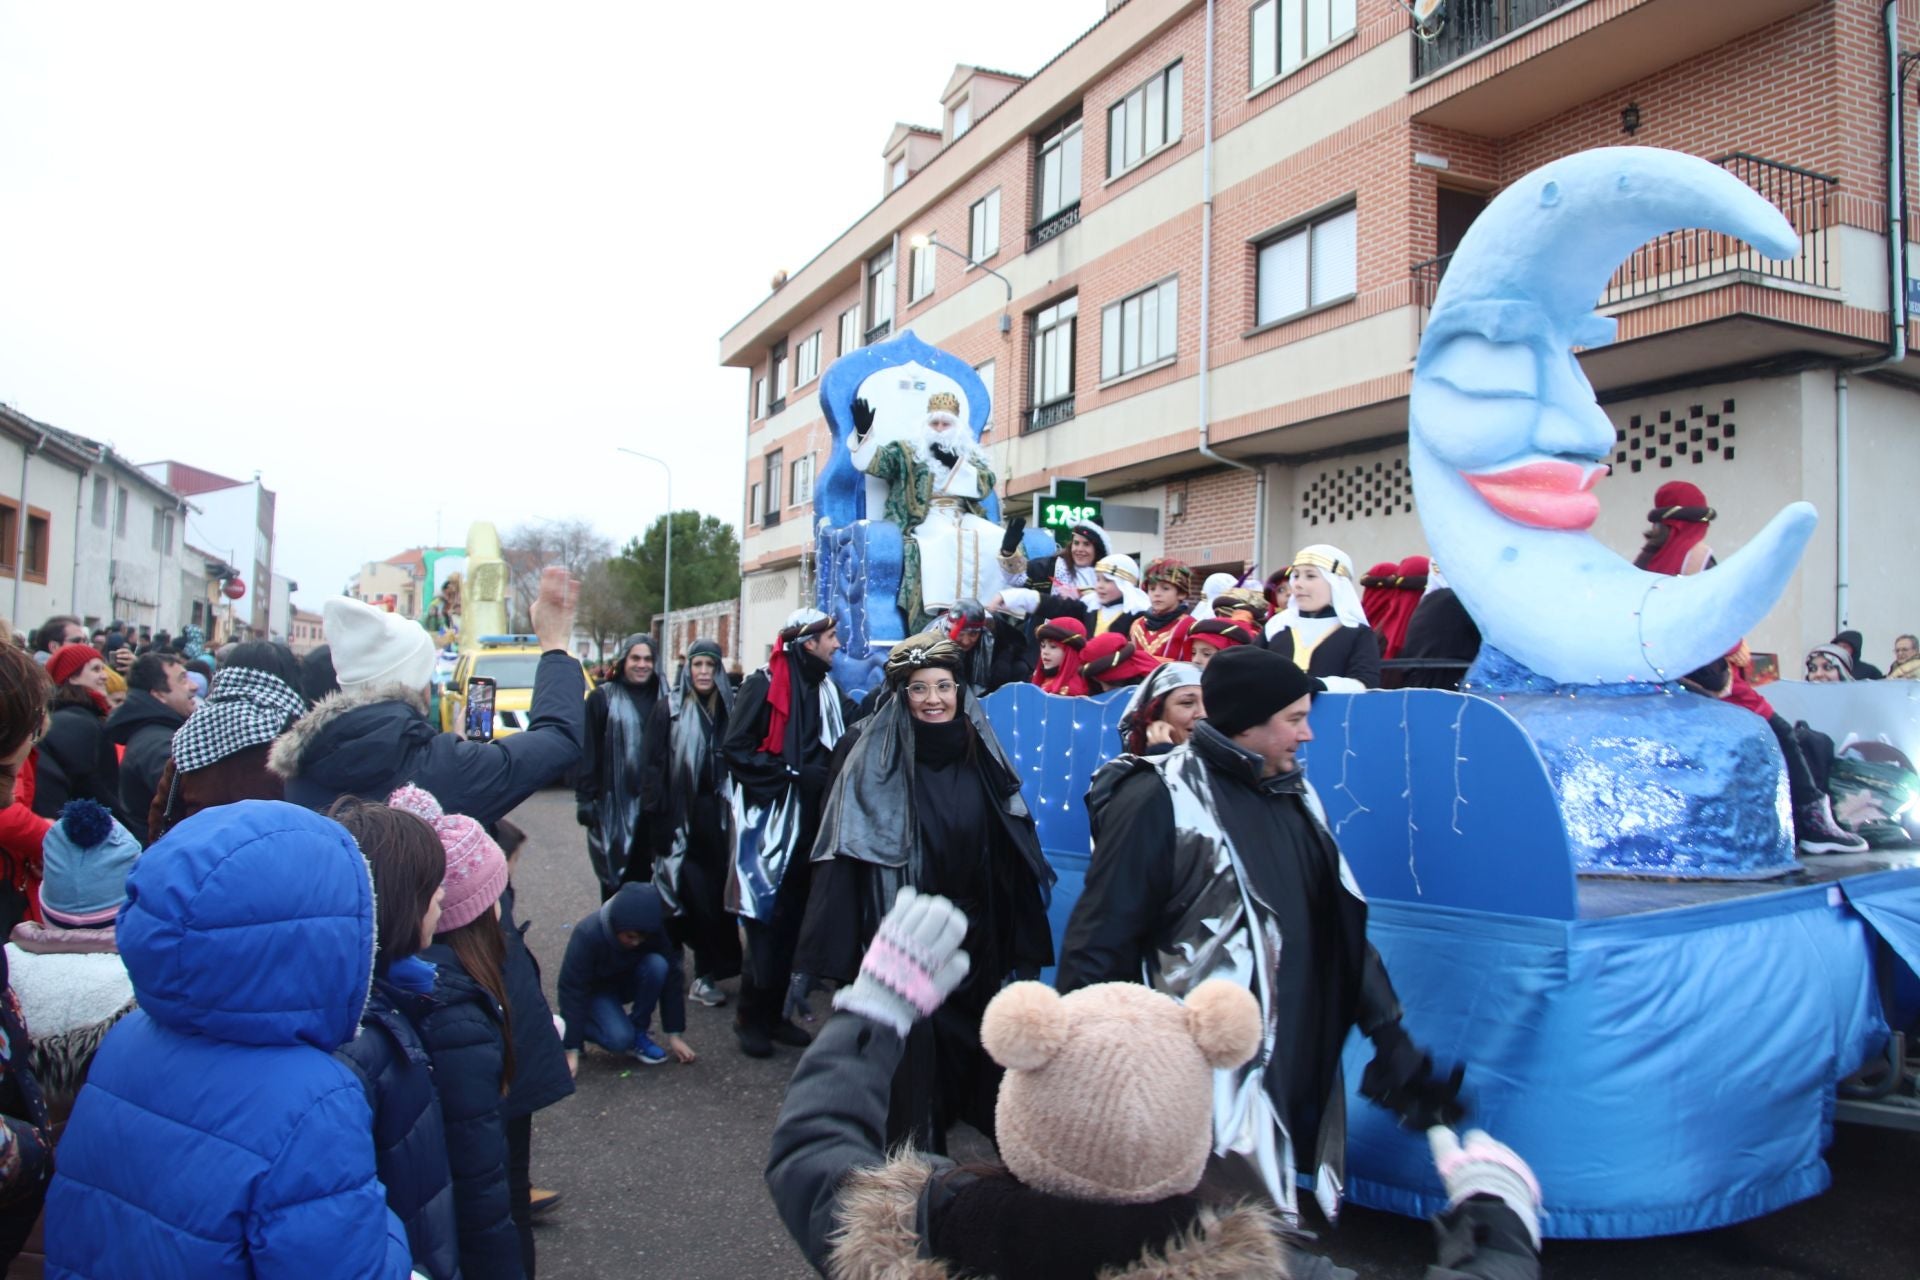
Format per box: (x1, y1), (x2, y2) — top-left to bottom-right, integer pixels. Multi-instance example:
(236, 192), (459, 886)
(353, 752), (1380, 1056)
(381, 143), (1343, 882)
(331, 796), (461, 1280)
(44, 800), (413, 1278)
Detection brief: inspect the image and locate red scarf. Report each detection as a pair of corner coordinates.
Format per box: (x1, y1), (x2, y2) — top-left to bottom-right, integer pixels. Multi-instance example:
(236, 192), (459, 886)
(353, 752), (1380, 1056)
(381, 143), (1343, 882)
(757, 641), (795, 756)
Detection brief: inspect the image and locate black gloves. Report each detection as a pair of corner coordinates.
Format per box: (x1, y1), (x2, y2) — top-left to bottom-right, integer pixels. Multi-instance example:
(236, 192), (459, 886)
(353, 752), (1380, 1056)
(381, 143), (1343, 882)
(930, 442), (960, 469)
(851, 397), (876, 443)
(1361, 1021), (1466, 1130)
(575, 801), (595, 828)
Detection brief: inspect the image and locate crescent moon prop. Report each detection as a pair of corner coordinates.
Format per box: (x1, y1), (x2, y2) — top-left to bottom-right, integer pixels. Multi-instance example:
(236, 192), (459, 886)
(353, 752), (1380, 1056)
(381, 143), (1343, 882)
(1409, 147), (1816, 686)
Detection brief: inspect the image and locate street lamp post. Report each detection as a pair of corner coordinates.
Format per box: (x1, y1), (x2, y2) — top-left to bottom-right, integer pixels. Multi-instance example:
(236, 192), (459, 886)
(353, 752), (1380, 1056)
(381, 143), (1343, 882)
(616, 447), (674, 649)
(908, 232), (1014, 333)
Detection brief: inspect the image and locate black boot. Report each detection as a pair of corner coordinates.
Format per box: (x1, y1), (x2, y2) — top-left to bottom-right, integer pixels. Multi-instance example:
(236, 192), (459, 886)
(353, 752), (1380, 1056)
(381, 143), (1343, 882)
(734, 979), (775, 1058)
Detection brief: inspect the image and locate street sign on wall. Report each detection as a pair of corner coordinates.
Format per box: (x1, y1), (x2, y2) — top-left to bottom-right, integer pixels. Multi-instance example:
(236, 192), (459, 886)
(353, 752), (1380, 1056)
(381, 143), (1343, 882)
(1031, 477), (1104, 549)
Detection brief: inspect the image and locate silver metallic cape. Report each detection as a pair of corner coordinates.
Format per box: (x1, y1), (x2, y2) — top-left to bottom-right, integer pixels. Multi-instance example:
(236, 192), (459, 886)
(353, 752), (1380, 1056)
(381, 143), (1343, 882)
(586, 683), (648, 892)
(1134, 746), (1358, 1224)
(729, 677), (846, 922)
(808, 688), (1032, 876)
(652, 669), (736, 917)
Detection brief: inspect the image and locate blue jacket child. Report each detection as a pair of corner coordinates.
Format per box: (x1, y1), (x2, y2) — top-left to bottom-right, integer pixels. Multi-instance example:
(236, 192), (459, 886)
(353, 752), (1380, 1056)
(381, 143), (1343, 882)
(44, 800), (413, 1279)
(557, 883), (689, 1066)
(336, 956), (461, 1280)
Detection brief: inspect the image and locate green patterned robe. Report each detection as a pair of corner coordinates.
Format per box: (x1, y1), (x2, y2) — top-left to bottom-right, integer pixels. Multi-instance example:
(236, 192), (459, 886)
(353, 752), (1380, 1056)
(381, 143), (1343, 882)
(863, 440), (997, 631)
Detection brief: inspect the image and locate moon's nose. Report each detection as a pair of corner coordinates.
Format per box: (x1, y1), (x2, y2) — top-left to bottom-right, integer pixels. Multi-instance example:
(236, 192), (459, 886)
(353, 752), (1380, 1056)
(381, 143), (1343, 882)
(1533, 364), (1615, 460)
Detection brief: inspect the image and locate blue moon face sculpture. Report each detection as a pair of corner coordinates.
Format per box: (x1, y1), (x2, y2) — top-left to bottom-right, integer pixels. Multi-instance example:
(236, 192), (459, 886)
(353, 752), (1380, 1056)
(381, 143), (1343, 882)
(1409, 147), (1817, 686)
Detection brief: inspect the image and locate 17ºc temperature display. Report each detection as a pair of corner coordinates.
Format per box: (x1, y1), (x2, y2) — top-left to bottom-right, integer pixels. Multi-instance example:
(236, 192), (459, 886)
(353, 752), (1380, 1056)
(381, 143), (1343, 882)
(1044, 502), (1099, 527)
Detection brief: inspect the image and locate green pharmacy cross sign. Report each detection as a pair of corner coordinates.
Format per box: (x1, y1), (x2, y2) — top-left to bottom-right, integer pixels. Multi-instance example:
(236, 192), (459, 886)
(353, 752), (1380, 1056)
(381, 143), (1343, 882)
(1032, 477), (1104, 550)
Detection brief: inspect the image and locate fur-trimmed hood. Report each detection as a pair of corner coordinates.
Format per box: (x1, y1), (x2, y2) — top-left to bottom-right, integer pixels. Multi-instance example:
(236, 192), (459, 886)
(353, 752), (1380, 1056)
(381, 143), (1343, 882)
(828, 1154), (1290, 1280)
(268, 681), (432, 784)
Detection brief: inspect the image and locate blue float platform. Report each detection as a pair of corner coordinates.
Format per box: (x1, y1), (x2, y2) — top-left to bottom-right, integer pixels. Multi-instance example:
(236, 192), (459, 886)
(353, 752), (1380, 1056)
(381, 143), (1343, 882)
(980, 682), (1920, 1240)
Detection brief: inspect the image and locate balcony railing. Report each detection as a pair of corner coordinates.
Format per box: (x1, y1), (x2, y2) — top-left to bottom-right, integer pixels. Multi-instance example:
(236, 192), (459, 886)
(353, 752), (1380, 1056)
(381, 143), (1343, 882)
(1028, 202), (1081, 251)
(1413, 0), (1581, 79)
(1411, 153), (1839, 337)
(1027, 396), (1076, 431)
(864, 319), (893, 345)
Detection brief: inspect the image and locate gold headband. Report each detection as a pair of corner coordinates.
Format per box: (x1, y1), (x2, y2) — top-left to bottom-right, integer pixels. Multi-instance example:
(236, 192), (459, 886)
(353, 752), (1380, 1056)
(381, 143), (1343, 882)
(1290, 551), (1351, 579)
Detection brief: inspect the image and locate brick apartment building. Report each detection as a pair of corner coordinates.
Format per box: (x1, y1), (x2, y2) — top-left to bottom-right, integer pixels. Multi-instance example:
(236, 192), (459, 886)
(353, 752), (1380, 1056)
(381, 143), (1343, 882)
(720, 0), (1920, 669)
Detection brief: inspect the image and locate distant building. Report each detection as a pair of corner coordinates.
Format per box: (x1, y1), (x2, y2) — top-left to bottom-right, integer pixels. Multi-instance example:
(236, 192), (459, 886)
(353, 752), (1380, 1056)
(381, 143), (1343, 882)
(662, 597), (742, 680)
(142, 461), (276, 639)
(288, 606), (325, 656)
(0, 403), (196, 638)
(0, 404), (94, 638)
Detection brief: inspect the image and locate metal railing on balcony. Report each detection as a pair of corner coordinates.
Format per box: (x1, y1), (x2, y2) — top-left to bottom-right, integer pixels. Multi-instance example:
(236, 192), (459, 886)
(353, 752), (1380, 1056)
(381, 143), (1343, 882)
(1412, 0), (1581, 79)
(1028, 202), (1081, 252)
(1410, 153), (1839, 338)
(864, 319), (893, 345)
(1604, 153), (1838, 305)
(1027, 396), (1076, 432)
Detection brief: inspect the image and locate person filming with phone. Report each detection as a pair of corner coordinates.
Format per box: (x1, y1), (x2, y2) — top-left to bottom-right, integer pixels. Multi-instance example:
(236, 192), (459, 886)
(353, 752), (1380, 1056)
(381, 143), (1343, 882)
(272, 566), (588, 828)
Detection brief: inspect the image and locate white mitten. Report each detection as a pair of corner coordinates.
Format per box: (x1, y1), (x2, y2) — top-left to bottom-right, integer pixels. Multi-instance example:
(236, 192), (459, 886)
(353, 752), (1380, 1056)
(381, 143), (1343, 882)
(1428, 1127), (1542, 1250)
(832, 887), (971, 1036)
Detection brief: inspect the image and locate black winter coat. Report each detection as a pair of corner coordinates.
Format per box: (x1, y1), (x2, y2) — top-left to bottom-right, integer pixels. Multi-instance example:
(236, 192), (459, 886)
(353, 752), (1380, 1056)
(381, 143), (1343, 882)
(270, 655), (585, 829)
(1262, 617), (1383, 688)
(105, 690), (185, 844)
(416, 945), (525, 1280)
(335, 967), (461, 1280)
(33, 700), (123, 824)
(497, 885), (574, 1121)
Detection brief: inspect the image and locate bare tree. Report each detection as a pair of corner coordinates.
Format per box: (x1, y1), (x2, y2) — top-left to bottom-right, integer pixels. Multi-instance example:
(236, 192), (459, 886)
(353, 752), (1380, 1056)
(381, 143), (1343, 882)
(501, 518), (613, 632)
(576, 558), (639, 662)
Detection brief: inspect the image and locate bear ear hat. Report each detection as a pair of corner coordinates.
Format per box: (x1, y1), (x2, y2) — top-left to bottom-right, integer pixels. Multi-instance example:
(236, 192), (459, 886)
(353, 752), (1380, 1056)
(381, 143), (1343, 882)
(981, 981), (1069, 1071)
(1184, 979), (1262, 1070)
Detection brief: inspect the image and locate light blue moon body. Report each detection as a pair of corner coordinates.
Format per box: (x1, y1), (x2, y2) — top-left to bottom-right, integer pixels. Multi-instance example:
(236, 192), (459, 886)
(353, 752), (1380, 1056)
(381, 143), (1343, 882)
(1409, 147), (1817, 686)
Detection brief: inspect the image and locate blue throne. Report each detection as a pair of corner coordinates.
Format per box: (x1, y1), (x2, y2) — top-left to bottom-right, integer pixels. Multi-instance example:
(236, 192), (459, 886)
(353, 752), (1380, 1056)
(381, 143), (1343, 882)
(815, 329), (1058, 699)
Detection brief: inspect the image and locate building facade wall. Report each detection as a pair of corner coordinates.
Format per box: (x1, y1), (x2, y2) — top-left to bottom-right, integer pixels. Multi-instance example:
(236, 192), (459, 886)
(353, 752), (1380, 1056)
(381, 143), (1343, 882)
(71, 461), (186, 632)
(725, 0), (1918, 659)
(0, 437), (85, 636)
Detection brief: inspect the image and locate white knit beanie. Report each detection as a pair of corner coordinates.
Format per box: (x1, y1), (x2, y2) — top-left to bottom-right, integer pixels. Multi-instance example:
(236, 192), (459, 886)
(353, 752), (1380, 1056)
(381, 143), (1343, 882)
(323, 596), (438, 694)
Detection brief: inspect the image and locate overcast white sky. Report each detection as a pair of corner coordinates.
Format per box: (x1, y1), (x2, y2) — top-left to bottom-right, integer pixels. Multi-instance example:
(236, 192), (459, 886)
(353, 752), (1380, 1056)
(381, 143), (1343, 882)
(0, 2), (1099, 610)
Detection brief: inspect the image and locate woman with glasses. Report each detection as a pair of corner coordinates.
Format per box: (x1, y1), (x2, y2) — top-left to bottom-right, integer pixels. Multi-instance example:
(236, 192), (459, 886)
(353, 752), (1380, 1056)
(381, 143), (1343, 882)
(795, 632), (1054, 1154)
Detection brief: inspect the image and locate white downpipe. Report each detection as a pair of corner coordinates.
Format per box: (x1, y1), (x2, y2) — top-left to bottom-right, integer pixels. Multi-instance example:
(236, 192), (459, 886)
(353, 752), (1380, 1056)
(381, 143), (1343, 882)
(1193, 0), (1267, 576)
(1834, 2), (1911, 631)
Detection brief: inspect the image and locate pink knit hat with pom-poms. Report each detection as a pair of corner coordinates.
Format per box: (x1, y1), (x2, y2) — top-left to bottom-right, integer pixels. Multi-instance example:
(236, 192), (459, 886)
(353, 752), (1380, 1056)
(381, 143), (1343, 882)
(388, 784), (508, 933)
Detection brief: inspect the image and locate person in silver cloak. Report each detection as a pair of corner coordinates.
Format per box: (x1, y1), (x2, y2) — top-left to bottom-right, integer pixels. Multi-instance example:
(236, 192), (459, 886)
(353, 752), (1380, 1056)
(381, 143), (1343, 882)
(1057, 645), (1463, 1239)
(575, 632), (663, 900)
(794, 631), (1055, 1154)
(722, 609), (856, 1060)
(643, 636), (742, 1009)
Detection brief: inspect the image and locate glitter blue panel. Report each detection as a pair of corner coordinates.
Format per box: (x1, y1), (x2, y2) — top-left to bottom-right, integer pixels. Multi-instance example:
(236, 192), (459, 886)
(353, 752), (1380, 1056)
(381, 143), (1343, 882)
(1341, 878), (1906, 1238)
(980, 682), (1131, 966)
(1300, 690), (1578, 919)
(818, 519), (903, 701)
(1495, 687), (1795, 879)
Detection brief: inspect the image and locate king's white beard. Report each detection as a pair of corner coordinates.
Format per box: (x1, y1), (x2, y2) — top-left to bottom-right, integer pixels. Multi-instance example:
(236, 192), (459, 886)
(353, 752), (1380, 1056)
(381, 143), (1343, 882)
(913, 421), (975, 476)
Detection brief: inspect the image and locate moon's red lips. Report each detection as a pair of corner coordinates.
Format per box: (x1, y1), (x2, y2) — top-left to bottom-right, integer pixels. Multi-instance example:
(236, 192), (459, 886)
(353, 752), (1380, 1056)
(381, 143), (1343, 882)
(1462, 461), (1602, 530)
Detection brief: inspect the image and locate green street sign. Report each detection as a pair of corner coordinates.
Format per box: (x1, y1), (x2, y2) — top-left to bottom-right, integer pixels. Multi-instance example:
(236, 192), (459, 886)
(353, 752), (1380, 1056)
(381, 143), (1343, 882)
(1032, 477), (1104, 549)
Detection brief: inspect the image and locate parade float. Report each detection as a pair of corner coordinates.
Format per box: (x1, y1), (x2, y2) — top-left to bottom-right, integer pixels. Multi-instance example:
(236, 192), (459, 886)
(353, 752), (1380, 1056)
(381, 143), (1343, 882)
(807, 147), (1920, 1240)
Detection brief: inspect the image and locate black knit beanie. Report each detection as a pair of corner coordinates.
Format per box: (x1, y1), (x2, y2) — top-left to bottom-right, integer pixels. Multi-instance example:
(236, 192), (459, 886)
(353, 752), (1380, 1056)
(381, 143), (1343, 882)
(1201, 646), (1318, 737)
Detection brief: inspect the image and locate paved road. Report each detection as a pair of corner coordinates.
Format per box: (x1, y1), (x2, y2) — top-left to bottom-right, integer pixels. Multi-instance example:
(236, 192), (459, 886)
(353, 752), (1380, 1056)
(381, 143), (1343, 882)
(504, 785), (1920, 1279)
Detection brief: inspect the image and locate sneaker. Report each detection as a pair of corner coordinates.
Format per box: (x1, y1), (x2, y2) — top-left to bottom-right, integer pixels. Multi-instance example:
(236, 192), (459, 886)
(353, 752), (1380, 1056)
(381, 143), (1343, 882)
(734, 1017), (774, 1059)
(689, 977), (727, 1008)
(768, 1019), (813, 1049)
(529, 1188), (562, 1218)
(1797, 796), (1870, 856)
(631, 1033), (669, 1066)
